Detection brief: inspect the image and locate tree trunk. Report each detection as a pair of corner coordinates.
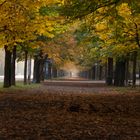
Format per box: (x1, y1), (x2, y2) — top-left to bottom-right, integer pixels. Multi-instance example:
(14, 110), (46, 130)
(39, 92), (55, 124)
(132, 51), (137, 87)
(40, 58), (45, 81)
(99, 65), (103, 80)
(33, 56), (37, 83)
(95, 64), (98, 80)
(35, 58), (41, 83)
(91, 65), (96, 80)
(4, 46), (12, 88)
(139, 64), (140, 86)
(105, 62), (107, 80)
(11, 46), (16, 86)
(114, 58), (126, 86)
(106, 57), (113, 85)
(52, 67), (57, 78)
(125, 57), (129, 86)
(28, 55), (31, 84)
(33, 51), (45, 83)
(24, 50), (28, 85)
(87, 69), (91, 79)
(48, 62), (52, 79)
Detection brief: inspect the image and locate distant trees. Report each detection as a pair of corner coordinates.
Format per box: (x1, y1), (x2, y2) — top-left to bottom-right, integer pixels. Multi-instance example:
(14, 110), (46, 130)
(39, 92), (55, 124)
(61, 0), (140, 86)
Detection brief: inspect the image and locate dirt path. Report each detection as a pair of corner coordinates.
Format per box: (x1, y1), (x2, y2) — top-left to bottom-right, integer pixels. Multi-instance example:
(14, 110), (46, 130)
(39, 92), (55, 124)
(0, 81), (140, 140)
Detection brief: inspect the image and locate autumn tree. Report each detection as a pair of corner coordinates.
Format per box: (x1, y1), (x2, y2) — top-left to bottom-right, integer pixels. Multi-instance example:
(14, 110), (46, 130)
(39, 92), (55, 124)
(0, 0), (63, 87)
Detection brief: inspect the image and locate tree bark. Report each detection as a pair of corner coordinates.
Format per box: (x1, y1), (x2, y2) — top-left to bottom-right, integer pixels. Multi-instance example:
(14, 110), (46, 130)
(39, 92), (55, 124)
(11, 46), (16, 86)
(4, 46), (12, 88)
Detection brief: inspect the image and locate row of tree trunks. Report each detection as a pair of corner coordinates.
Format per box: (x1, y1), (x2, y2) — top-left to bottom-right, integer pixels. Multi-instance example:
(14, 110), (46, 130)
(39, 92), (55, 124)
(4, 46), (17, 88)
(105, 52), (138, 87)
(4, 46), (52, 87)
(106, 57), (133, 87)
(79, 53), (138, 87)
(4, 46), (33, 87)
(79, 64), (104, 80)
(3, 47), (138, 87)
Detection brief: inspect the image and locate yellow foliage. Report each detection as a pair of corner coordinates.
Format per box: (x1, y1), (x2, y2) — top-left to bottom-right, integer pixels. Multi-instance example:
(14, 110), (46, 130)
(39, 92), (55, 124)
(95, 21), (108, 31)
(112, 44), (138, 56)
(117, 3), (132, 18)
(0, 0), (61, 48)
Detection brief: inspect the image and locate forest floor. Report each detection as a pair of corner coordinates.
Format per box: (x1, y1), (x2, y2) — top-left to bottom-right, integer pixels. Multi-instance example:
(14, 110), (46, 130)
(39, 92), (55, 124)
(0, 80), (140, 140)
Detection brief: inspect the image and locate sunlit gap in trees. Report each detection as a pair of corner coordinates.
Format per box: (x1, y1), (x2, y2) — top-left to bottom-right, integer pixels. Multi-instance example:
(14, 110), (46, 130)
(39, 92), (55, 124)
(60, 61), (79, 78)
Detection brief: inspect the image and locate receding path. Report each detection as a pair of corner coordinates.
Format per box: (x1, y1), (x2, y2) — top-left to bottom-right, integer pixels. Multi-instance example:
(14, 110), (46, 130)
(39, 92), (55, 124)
(0, 79), (140, 140)
(43, 79), (119, 94)
(43, 79), (139, 94)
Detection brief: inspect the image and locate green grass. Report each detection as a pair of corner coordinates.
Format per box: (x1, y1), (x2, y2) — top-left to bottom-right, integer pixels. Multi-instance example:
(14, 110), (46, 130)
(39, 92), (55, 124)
(0, 81), (41, 93)
(113, 86), (140, 94)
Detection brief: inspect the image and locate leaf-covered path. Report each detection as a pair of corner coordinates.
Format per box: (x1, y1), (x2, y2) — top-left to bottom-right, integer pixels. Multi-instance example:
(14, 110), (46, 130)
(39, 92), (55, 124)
(0, 80), (140, 140)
